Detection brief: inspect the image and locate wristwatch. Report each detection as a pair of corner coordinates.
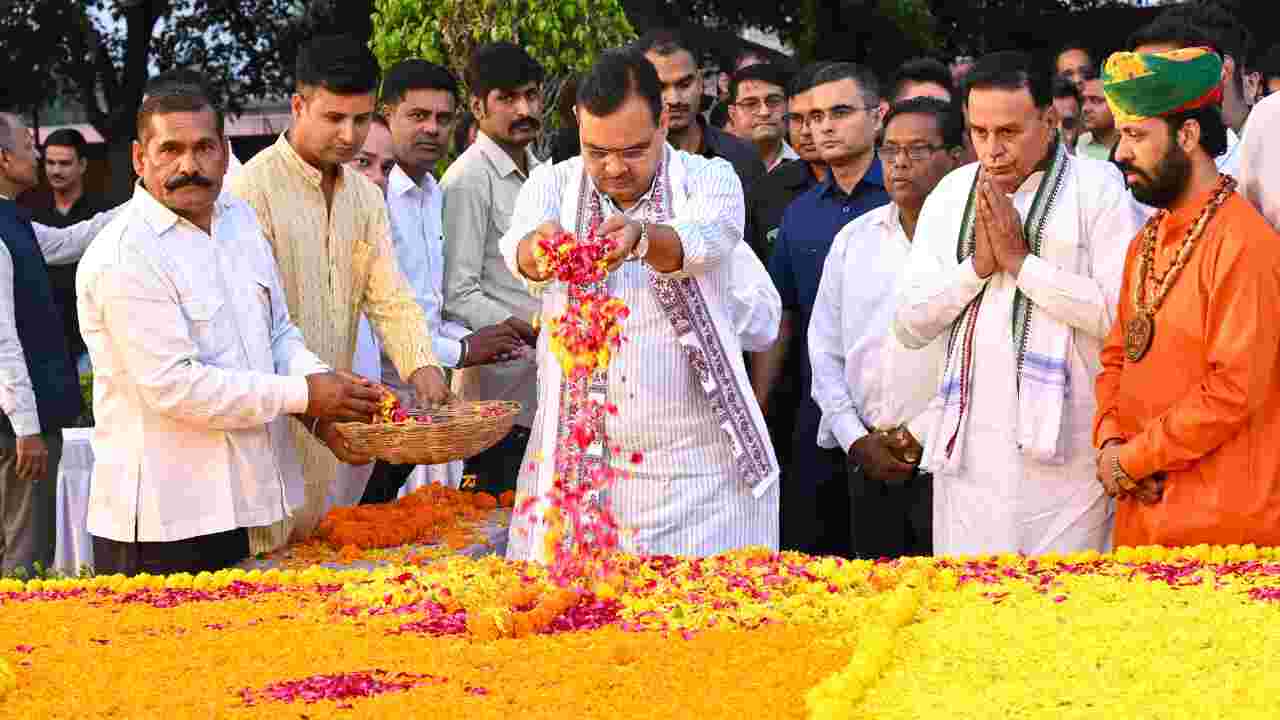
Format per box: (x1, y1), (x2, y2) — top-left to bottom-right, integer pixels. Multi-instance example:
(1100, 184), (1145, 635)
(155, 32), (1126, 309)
(1111, 454), (1138, 493)
(630, 220), (650, 262)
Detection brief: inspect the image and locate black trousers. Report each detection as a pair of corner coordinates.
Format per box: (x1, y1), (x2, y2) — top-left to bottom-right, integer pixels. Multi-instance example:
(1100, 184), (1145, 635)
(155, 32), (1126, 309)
(782, 400), (854, 557)
(463, 426), (531, 495)
(848, 468), (934, 559)
(92, 527), (250, 577)
(360, 461), (416, 505)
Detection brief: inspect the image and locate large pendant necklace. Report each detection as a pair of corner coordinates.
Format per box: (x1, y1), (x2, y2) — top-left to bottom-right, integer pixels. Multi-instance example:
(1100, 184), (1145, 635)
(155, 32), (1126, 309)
(1125, 173), (1235, 363)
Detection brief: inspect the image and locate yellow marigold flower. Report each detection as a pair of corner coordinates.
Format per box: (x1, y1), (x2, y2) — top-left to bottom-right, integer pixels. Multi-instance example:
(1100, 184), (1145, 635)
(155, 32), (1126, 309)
(0, 656), (15, 699)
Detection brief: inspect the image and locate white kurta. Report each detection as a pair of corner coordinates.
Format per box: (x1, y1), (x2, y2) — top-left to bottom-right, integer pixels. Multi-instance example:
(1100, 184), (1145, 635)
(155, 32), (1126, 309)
(498, 148), (780, 560)
(894, 156), (1146, 556)
(324, 315), (381, 510)
(1217, 127), (1242, 178)
(808, 204), (944, 453)
(1239, 92), (1280, 230)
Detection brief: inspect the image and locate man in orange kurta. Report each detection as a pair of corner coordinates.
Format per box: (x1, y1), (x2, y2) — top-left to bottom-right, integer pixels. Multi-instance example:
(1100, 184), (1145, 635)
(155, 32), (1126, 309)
(1093, 48), (1280, 547)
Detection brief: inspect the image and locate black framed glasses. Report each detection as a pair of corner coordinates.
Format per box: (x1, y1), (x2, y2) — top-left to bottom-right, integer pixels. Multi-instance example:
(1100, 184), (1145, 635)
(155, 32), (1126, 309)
(736, 95), (785, 112)
(878, 144), (947, 162)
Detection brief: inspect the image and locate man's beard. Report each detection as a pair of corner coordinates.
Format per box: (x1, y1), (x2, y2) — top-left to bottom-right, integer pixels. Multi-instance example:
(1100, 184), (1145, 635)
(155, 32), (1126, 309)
(1121, 142), (1191, 208)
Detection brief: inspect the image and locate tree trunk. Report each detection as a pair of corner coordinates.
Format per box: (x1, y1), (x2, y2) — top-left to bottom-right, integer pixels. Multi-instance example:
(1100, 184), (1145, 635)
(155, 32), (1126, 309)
(29, 105), (40, 148)
(104, 138), (137, 205)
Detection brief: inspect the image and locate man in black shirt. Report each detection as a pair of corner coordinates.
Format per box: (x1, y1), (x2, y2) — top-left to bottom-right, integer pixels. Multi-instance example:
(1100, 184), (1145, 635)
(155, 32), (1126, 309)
(744, 63), (829, 261)
(32, 129), (102, 377)
(636, 29), (765, 196)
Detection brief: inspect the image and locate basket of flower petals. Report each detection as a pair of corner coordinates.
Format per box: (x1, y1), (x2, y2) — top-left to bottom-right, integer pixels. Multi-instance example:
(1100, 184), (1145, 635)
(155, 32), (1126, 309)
(333, 390), (521, 464)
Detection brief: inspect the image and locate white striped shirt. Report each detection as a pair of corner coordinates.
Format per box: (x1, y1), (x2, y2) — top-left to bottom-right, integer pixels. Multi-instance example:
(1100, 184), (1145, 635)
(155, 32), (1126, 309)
(499, 147), (779, 559)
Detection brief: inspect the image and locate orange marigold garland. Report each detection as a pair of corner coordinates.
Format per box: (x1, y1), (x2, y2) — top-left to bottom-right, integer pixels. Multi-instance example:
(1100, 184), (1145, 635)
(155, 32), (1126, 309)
(316, 485), (511, 551)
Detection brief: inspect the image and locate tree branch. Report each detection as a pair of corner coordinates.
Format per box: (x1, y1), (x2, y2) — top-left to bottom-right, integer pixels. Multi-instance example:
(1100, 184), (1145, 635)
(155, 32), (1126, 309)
(67, 5), (110, 134)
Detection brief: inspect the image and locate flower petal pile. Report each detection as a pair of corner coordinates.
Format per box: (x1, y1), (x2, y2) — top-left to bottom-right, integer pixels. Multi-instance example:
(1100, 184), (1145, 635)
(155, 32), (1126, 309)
(316, 484), (509, 551)
(5, 546), (1280, 718)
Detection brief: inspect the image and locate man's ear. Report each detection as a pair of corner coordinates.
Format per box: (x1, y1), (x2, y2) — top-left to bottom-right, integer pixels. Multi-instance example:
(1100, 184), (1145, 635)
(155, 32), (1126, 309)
(1177, 117), (1202, 154)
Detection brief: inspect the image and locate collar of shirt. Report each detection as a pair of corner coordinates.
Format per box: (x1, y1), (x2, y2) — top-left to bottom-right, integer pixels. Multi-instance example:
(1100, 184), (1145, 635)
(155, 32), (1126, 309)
(817, 154), (885, 199)
(133, 181), (233, 237)
(388, 162), (438, 199)
(474, 130), (540, 180)
(770, 159), (821, 192)
(274, 131), (346, 192)
(769, 141), (801, 172)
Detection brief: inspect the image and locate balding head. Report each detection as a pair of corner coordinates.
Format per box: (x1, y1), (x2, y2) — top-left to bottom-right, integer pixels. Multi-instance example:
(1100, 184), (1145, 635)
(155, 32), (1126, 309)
(0, 113), (39, 193)
(0, 112), (21, 150)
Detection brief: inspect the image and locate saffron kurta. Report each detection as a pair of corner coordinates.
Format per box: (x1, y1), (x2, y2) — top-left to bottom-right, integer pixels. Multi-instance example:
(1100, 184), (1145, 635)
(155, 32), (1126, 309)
(229, 134), (438, 546)
(1094, 189), (1280, 547)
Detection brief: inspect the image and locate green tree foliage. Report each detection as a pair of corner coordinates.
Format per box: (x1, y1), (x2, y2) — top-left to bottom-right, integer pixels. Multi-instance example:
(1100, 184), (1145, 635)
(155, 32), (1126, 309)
(0, 0), (312, 199)
(370, 0), (635, 84)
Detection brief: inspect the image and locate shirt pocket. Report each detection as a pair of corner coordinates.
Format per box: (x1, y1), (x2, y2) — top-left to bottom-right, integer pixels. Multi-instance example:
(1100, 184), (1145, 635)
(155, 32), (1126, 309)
(180, 294), (235, 364)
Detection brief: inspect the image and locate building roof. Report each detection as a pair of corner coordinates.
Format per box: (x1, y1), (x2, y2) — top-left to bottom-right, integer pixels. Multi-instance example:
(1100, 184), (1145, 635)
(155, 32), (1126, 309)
(36, 111), (294, 144)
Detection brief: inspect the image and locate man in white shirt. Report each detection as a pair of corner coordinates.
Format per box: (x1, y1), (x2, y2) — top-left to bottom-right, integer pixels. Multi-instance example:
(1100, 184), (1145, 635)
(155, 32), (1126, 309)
(502, 49), (780, 560)
(809, 97), (965, 558)
(359, 58), (525, 503)
(443, 43), (549, 495)
(893, 52), (1146, 556)
(0, 113), (121, 574)
(1239, 91), (1280, 229)
(144, 69), (244, 185)
(77, 87), (383, 576)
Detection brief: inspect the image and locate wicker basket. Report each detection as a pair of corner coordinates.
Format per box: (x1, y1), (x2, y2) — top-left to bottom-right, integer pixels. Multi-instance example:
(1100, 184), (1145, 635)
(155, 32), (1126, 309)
(333, 400), (521, 465)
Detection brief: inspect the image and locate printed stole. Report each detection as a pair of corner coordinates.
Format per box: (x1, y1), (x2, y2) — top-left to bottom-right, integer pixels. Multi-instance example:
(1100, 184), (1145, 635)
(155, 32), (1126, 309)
(938, 142), (1071, 466)
(556, 156), (775, 504)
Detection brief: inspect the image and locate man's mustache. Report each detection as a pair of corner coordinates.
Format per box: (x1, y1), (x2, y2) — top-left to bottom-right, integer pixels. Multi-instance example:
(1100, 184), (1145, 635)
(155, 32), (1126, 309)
(511, 117), (540, 132)
(165, 173), (213, 191)
(1115, 163), (1148, 183)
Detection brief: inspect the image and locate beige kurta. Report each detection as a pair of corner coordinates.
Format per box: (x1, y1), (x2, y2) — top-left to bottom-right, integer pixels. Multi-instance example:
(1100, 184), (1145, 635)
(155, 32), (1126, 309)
(229, 134), (438, 549)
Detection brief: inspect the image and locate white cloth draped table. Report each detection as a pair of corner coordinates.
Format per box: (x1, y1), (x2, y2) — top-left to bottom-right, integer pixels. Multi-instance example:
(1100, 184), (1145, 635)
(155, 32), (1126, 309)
(54, 427), (94, 574)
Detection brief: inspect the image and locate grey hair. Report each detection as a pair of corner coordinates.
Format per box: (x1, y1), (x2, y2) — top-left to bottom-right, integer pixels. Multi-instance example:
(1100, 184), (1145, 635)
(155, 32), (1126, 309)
(0, 113), (18, 151)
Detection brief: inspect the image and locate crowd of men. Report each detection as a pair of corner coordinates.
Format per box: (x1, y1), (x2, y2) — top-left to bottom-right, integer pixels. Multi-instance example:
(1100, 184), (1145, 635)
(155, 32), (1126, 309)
(2, 0), (1280, 577)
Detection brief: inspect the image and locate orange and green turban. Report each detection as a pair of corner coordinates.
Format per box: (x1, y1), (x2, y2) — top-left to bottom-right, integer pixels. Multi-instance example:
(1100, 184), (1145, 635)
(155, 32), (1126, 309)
(1101, 47), (1223, 124)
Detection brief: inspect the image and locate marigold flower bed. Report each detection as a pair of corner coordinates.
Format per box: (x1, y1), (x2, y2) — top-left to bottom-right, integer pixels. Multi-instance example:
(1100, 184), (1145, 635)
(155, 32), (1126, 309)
(3, 545), (1280, 718)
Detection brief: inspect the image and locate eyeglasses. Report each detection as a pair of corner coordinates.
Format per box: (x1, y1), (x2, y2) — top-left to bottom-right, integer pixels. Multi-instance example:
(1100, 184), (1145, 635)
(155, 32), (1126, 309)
(878, 144), (947, 162)
(787, 105), (878, 127)
(735, 95), (785, 112)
